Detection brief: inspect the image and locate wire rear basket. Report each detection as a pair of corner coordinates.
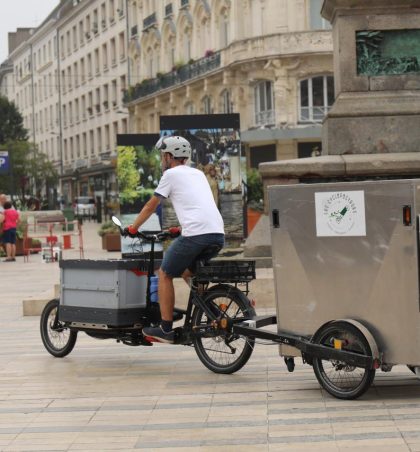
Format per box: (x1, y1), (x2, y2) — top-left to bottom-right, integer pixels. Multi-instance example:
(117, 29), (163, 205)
(195, 260), (256, 283)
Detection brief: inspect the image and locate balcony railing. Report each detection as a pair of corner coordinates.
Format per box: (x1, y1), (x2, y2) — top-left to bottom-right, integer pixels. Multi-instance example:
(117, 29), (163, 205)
(143, 13), (157, 30)
(165, 3), (173, 17)
(255, 109), (276, 127)
(123, 52), (221, 104)
(299, 106), (331, 123)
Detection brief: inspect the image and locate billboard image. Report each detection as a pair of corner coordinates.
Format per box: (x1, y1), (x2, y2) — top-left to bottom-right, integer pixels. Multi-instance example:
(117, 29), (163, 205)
(159, 114), (245, 244)
(116, 134), (161, 257)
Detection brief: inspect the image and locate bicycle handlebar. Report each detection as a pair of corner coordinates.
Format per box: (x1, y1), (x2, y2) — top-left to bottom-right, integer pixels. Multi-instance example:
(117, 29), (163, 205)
(111, 215), (181, 242)
(121, 226), (181, 242)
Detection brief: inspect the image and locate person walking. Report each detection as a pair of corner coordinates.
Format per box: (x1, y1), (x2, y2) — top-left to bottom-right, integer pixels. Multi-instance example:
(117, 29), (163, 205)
(0, 201), (20, 262)
(125, 136), (225, 343)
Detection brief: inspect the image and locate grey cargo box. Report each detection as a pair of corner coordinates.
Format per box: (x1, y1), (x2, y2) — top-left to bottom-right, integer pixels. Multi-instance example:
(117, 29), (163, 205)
(59, 259), (149, 326)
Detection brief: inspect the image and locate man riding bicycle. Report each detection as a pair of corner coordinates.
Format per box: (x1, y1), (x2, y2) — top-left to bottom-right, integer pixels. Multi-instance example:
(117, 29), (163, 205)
(126, 136), (225, 343)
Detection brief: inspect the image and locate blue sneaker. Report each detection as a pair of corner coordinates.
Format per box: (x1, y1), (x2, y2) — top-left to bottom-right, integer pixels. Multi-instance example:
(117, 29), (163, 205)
(143, 326), (175, 344)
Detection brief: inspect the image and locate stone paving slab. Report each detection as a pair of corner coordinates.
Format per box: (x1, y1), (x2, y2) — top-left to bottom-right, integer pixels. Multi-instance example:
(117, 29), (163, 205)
(0, 222), (419, 450)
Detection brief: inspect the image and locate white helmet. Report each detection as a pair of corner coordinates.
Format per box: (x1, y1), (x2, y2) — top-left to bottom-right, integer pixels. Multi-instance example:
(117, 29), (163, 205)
(155, 136), (191, 159)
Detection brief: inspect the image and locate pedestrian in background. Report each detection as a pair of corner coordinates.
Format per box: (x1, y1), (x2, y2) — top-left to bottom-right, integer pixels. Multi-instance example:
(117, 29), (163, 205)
(0, 201), (20, 262)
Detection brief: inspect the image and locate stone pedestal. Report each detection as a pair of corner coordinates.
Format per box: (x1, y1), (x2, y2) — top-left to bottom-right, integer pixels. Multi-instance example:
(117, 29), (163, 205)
(322, 0), (420, 155)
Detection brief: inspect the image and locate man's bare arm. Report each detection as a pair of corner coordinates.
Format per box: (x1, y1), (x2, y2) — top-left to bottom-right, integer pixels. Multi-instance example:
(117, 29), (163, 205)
(131, 195), (161, 230)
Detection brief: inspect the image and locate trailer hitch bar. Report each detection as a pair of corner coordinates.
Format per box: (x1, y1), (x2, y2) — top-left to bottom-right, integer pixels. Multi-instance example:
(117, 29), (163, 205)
(233, 315), (375, 369)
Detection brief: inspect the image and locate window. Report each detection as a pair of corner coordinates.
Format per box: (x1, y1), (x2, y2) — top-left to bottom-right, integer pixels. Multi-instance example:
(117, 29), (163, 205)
(220, 14), (229, 48)
(74, 62), (79, 86)
(104, 124), (110, 150)
(83, 132), (87, 156)
(102, 43), (108, 69)
(109, 0), (115, 21)
(202, 96), (212, 114)
(185, 102), (195, 115)
(111, 79), (117, 106)
(309, 0), (331, 30)
(110, 38), (116, 65)
(79, 20), (84, 45)
(81, 58), (86, 83)
(72, 26), (78, 50)
(118, 32), (126, 59)
(97, 127), (102, 152)
(299, 75), (334, 123)
(94, 48), (100, 74)
(89, 130), (94, 155)
(220, 89), (232, 114)
(254, 81), (275, 126)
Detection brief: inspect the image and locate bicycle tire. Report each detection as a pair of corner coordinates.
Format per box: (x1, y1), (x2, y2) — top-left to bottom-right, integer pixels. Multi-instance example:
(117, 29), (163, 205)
(312, 320), (375, 400)
(40, 299), (77, 358)
(192, 284), (255, 374)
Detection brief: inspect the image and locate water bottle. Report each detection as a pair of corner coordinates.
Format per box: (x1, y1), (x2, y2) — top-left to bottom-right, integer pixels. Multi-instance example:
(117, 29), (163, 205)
(150, 275), (159, 303)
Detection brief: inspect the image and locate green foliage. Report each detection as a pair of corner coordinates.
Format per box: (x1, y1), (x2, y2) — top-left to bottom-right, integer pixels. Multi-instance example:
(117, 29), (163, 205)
(98, 220), (120, 237)
(16, 219), (27, 240)
(117, 146), (140, 205)
(246, 169), (263, 210)
(0, 95), (28, 144)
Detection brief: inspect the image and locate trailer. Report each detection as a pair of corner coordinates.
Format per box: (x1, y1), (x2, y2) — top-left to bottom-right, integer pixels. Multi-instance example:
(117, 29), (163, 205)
(234, 179), (420, 399)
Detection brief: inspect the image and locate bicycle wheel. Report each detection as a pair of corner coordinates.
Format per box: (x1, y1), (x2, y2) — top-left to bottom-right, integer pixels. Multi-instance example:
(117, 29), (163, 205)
(192, 285), (256, 374)
(312, 321), (375, 400)
(40, 299), (77, 357)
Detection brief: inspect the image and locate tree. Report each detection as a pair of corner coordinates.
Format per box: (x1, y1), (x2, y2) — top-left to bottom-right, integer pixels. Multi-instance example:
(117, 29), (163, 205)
(0, 96), (28, 144)
(117, 146), (140, 204)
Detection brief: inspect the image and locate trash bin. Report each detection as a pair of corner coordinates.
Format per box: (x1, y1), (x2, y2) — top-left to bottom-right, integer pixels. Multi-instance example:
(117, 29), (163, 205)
(62, 207), (75, 231)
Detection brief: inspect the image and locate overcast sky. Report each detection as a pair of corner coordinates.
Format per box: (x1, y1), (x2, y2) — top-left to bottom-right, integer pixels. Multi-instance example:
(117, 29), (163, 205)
(0, 0), (59, 62)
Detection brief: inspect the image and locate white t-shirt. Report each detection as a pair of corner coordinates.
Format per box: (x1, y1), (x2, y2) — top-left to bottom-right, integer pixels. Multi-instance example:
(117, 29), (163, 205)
(155, 165), (224, 237)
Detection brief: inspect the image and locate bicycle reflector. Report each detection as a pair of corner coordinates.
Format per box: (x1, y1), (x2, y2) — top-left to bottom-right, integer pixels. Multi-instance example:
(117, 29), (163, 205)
(403, 205), (412, 226)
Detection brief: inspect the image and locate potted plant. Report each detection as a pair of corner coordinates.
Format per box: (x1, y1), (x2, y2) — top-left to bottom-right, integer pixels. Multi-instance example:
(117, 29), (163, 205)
(98, 220), (121, 251)
(246, 169), (264, 234)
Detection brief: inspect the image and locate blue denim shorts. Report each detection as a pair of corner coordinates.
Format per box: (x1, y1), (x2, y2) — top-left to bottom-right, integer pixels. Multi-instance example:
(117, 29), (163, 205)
(161, 233), (224, 277)
(2, 228), (17, 244)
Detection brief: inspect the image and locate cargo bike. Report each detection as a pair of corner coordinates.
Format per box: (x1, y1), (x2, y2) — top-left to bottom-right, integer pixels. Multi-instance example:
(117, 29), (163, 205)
(40, 216), (257, 374)
(41, 178), (420, 400)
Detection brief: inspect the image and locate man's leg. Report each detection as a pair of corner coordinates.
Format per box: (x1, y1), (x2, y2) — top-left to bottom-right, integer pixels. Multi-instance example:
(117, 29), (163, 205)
(11, 244), (16, 259)
(158, 268), (175, 322)
(5, 243), (11, 259)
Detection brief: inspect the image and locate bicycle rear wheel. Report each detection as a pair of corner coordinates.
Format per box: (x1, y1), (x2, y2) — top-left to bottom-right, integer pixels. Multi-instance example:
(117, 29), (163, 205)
(192, 285), (255, 374)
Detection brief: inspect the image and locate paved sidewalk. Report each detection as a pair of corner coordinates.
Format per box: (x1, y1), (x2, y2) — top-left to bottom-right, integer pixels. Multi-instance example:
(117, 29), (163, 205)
(0, 222), (420, 451)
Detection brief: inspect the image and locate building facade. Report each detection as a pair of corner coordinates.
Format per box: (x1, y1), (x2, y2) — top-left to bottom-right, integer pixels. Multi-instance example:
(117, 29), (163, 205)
(124, 0), (334, 167)
(1, 0), (130, 208)
(1, 0), (333, 208)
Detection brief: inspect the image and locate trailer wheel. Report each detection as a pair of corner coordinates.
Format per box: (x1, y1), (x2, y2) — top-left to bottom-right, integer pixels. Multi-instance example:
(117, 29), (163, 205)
(311, 321), (375, 400)
(40, 299), (77, 357)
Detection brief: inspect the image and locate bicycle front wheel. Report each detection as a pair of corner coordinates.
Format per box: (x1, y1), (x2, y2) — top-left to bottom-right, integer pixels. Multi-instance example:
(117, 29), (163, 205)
(192, 285), (255, 374)
(40, 299), (77, 357)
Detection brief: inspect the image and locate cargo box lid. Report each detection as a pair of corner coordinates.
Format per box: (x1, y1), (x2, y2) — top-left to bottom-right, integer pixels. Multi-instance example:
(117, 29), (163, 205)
(59, 259), (148, 271)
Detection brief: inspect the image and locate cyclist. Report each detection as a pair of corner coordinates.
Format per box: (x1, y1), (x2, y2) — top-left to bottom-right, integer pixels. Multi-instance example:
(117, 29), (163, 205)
(126, 136), (225, 343)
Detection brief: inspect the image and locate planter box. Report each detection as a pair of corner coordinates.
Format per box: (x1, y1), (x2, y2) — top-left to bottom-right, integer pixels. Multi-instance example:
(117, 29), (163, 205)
(247, 208), (262, 235)
(101, 233), (121, 251)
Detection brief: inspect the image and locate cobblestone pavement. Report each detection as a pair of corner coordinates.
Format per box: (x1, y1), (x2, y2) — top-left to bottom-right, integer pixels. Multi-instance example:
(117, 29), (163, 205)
(0, 222), (420, 451)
